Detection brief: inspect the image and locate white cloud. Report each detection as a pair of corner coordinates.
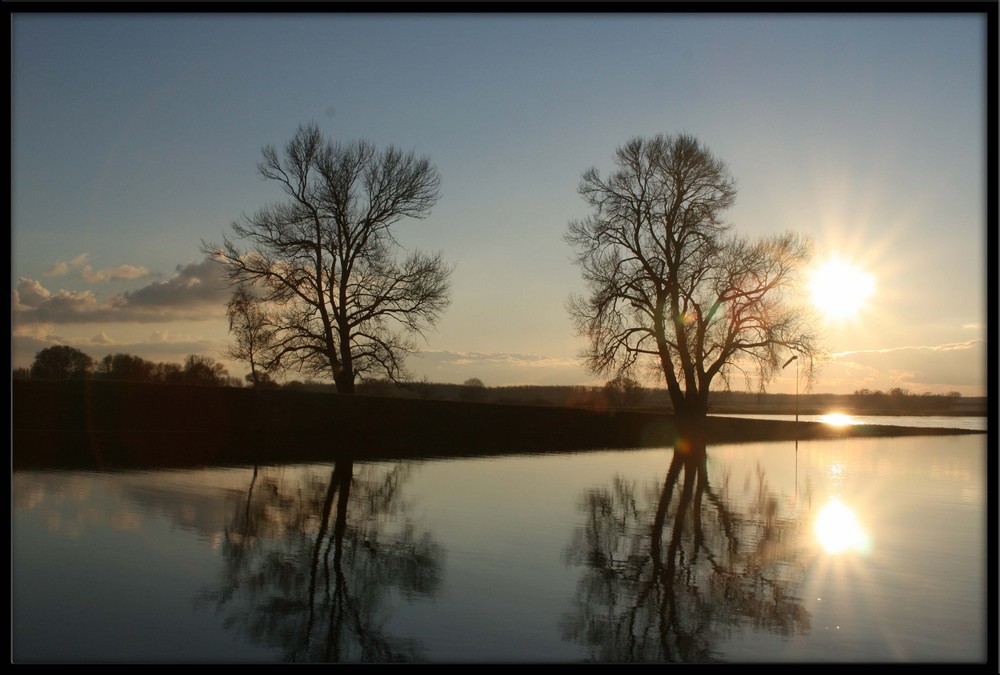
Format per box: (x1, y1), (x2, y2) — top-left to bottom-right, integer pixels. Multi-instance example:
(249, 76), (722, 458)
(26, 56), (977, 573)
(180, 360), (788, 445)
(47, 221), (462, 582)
(40, 253), (149, 283)
(13, 277), (53, 308)
(43, 261), (69, 277)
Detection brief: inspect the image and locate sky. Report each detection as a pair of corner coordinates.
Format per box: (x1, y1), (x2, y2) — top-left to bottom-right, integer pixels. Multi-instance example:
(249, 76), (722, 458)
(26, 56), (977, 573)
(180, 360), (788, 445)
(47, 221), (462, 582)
(11, 11), (992, 396)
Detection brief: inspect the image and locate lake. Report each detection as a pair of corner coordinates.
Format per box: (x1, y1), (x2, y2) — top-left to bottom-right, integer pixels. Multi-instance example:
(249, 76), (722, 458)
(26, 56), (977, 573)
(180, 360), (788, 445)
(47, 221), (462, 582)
(711, 413), (988, 432)
(11, 420), (989, 663)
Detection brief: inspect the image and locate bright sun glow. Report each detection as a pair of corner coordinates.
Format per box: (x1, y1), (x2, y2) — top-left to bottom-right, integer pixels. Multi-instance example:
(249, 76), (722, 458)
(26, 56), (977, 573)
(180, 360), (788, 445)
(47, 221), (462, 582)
(809, 257), (875, 321)
(815, 498), (869, 554)
(818, 413), (856, 426)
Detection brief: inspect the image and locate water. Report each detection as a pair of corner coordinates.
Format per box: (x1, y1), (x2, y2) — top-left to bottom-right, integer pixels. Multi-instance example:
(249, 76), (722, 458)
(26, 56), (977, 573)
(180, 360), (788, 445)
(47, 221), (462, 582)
(12, 433), (988, 663)
(711, 413), (987, 432)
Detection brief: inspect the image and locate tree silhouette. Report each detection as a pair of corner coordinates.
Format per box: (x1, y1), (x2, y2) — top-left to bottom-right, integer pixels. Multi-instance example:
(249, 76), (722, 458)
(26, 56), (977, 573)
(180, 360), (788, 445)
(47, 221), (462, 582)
(97, 352), (156, 382)
(561, 435), (809, 662)
(603, 376), (644, 408)
(225, 283), (278, 387)
(200, 460), (442, 662)
(30, 345), (93, 379)
(566, 134), (819, 419)
(181, 354), (230, 386)
(205, 123), (452, 393)
(459, 377), (486, 402)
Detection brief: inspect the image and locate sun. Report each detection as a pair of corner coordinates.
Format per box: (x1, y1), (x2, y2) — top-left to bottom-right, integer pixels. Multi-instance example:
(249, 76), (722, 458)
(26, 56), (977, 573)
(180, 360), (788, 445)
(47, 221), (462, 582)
(808, 257), (875, 321)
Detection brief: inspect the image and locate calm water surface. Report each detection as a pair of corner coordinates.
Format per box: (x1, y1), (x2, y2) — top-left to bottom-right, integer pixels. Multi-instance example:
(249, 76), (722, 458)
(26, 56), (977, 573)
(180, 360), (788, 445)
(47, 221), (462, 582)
(12, 433), (987, 663)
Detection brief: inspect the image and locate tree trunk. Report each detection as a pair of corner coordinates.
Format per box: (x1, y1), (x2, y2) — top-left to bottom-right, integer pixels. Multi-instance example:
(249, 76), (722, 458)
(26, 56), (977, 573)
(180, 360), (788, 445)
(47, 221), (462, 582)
(334, 370), (355, 394)
(674, 409), (708, 458)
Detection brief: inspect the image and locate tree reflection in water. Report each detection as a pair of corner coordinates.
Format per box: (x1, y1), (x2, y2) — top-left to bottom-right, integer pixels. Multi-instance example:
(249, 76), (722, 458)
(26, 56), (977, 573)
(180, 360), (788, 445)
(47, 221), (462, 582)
(200, 460), (442, 663)
(562, 428), (811, 662)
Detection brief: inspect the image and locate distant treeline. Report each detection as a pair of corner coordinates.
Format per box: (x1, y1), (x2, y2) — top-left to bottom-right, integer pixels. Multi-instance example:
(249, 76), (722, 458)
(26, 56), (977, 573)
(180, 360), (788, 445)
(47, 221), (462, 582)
(355, 381), (983, 416)
(15, 346), (240, 388)
(14, 346), (984, 417)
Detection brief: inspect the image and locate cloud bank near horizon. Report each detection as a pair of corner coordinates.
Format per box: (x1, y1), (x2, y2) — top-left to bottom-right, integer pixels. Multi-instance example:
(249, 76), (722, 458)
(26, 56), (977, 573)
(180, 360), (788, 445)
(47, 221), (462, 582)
(13, 257), (229, 325)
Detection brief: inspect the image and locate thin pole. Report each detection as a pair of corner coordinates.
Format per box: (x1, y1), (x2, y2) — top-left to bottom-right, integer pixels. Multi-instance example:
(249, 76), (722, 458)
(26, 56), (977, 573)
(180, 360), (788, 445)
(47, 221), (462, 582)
(782, 354), (799, 423)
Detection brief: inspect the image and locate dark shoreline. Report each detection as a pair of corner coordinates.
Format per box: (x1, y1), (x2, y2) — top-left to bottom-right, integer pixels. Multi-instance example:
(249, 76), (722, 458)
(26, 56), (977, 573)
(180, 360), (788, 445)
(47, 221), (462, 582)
(13, 380), (986, 471)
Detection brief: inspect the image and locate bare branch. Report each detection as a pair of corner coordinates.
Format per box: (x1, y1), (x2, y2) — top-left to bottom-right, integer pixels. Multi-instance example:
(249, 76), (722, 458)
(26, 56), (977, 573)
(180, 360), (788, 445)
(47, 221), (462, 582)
(566, 134), (819, 417)
(203, 124), (450, 393)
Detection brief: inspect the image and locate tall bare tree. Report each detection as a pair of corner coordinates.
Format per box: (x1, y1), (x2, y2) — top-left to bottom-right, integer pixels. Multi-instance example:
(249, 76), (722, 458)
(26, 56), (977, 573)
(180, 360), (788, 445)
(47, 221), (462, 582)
(566, 134), (818, 420)
(224, 283), (277, 387)
(205, 123), (452, 393)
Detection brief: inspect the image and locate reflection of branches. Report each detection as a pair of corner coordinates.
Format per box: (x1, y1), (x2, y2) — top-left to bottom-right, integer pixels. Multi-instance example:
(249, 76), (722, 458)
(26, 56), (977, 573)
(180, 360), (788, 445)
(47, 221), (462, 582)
(200, 461), (442, 662)
(563, 437), (809, 662)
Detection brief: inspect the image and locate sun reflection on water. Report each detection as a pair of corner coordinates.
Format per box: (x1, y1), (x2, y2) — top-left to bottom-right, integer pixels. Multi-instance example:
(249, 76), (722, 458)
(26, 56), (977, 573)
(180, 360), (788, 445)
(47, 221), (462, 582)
(818, 413), (857, 426)
(815, 497), (870, 554)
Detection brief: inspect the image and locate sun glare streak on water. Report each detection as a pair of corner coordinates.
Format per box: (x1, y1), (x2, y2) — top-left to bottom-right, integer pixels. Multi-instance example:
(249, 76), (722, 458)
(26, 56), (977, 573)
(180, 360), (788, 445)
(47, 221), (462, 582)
(818, 413), (856, 426)
(815, 498), (870, 554)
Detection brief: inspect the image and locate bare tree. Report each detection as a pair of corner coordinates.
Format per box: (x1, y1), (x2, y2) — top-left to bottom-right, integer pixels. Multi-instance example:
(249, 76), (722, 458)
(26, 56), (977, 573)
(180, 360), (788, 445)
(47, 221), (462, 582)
(205, 123), (452, 393)
(459, 377), (486, 402)
(566, 134), (818, 420)
(603, 376), (644, 408)
(225, 283), (277, 387)
(182, 354), (230, 386)
(98, 353), (158, 382)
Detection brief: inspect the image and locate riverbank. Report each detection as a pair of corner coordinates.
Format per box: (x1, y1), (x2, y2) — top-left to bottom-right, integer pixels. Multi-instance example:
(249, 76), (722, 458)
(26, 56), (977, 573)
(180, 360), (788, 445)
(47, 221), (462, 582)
(13, 381), (986, 470)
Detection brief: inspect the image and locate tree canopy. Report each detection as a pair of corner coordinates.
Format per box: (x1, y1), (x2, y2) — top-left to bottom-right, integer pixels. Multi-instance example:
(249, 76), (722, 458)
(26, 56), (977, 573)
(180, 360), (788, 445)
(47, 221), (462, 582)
(566, 134), (819, 418)
(30, 345), (93, 380)
(205, 123), (452, 393)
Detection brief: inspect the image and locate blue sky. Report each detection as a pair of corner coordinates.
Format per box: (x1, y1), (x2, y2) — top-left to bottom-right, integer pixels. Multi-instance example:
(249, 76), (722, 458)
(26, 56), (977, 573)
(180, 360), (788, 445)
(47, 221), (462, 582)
(11, 11), (990, 395)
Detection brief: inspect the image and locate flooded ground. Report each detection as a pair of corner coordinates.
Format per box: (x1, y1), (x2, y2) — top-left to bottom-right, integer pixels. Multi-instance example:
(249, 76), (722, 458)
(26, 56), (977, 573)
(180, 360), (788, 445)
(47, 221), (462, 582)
(12, 433), (987, 663)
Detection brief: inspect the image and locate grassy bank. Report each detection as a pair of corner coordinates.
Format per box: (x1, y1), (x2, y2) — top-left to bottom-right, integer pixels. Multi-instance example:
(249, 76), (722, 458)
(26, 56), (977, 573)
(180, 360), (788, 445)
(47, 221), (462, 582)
(12, 380), (985, 470)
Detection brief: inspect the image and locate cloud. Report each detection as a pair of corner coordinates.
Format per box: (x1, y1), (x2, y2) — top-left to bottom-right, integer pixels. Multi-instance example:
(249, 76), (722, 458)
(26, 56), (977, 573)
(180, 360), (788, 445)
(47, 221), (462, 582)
(80, 264), (149, 283)
(44, 253), (92, 278)
(12, 257), (230, 325)
(823, 339), (986, 395)
(831, 339), (983, 358)
(116, 258), (227, 308)
(420, 350), (582, 370)
(43, 261), (70, 277)
(410, 349), (594, 386)
(41, 253), (149, 283)
(13, 277), (55, 308)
